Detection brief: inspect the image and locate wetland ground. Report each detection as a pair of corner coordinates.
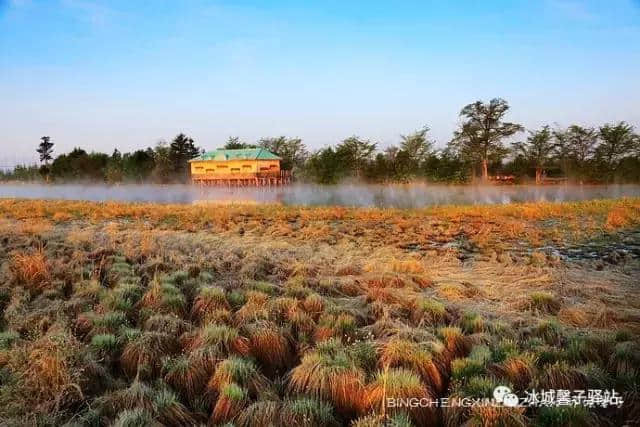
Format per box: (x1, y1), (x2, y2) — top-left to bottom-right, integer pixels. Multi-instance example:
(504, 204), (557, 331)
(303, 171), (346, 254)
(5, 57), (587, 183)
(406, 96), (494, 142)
(0, 198), (638, 426)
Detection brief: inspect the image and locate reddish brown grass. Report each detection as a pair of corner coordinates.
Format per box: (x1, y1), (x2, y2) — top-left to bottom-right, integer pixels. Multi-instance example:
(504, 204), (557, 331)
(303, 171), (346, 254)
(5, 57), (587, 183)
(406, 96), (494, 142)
(10, 248), (51, 292)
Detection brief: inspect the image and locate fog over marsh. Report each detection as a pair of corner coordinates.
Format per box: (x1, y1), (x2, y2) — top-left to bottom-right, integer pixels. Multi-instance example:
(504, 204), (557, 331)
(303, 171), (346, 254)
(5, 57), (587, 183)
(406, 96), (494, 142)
(1, 183), (640, 208)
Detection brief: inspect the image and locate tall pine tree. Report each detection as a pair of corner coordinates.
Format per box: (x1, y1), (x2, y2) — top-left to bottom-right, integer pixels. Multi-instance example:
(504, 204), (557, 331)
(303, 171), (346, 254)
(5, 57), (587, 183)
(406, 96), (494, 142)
(168, 133), (202, 182)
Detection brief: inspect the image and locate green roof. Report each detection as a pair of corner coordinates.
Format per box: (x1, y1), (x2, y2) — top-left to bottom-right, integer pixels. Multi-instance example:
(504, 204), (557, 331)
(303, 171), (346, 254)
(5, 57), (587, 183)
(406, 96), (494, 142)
(190, 148), (281, 162)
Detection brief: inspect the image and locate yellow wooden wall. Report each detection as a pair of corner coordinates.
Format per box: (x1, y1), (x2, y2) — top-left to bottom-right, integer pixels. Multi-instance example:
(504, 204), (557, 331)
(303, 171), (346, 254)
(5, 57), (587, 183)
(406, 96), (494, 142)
(191, 159), (280, 175)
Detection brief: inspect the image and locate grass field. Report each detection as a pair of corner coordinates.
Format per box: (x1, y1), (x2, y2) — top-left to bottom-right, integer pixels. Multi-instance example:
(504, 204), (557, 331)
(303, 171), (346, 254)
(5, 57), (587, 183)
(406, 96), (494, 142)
(0, 198), (639, 426)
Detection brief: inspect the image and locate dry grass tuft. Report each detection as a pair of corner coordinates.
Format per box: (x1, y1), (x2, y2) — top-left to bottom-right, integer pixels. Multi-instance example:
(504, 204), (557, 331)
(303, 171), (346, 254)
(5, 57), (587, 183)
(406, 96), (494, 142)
(302, 293), (325, 317)
(185, 324), (250, 367)
(437, 282), (481, 300)
(535, 361), (587, 390)
(490, 353), (536, 390)
(211, 382), (247, 424)
(589, 305), (618, 328)
(605, 207), (630, 230)
(288, 339), (366, 416)
(245, 321), (293, 371)
(523, 291), (561, 315)
(378, 338), (444, 394)
(365, 368), (437, 426)
(120, 331), (176, 378)
(10, 248), (51, 292)
(411, 297), (448, 326)
(191, 286), (230, 323)
(153, 386), (197, 426)
(465, 405), (527, 427)
(207, 356), (270, 399)
(438, 327), (471, 360)
(163, 355), (210, 399)
(140, 276), (186, 316)
(557, 306), (590, 327)
(13, 326), (86, 411)
(391, 259), (425, 274)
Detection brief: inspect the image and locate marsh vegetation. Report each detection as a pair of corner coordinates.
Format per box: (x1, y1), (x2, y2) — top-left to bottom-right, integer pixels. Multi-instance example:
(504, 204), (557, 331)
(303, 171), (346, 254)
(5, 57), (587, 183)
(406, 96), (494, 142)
(0, 198), (638, 426)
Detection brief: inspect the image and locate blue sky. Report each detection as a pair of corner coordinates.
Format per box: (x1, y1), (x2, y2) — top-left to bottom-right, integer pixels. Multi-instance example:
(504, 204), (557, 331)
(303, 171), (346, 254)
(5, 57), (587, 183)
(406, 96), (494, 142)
(1, 0), (639, 163)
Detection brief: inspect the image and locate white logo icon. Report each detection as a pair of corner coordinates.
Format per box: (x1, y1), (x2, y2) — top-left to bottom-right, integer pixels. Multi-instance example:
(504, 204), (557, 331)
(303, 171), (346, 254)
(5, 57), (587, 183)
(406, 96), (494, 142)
(493, 386), (519, 407)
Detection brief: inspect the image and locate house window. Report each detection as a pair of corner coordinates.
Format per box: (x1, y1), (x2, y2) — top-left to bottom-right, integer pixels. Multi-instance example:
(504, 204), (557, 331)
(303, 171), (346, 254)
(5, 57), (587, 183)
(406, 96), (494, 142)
(242, 165), (251, 169)
(206, 169), (214, 173)
(270, 164), (278, 169)
(195, 166), (204, 170)
(260, 167), (269, 171)
(217, 164), (228, 169)
(231, 168), (240, 172)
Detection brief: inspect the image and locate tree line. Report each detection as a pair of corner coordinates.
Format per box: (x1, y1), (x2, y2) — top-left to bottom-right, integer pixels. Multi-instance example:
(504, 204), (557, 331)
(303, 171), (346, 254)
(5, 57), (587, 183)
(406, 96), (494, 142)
(2, 98), (639, 184)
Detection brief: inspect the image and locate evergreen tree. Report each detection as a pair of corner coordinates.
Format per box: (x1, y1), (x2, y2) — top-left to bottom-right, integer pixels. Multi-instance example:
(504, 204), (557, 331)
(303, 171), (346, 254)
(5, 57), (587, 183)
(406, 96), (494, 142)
(37, 136), (54, 164)
(169, 133), (202, 182)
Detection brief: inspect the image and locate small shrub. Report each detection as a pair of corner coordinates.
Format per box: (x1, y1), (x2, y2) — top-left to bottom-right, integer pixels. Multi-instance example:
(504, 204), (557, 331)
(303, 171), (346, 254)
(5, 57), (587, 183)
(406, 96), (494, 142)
(349, 340), (378, 373)
(227, 290), (246, 309)
(468, 345), (492, 364)
(492, 339), (519, 363)
(614, 329), (633, 342)
(166, 270), (189, 287)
